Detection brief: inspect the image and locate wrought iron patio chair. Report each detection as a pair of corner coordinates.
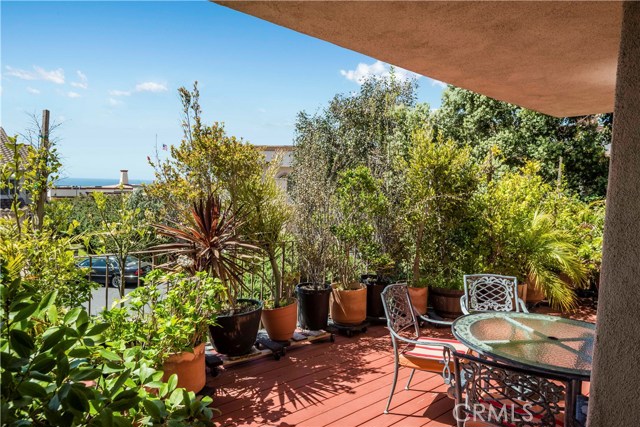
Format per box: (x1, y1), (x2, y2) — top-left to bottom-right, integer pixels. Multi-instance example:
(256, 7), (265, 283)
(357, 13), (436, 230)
(461, 274), (528, 314)
(452, 351), (568, 427)
(381, 284), (469, 414)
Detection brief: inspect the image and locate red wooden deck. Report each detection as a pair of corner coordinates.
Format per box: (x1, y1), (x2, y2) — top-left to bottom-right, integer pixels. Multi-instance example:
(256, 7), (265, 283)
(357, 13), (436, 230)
(206, 302), (596, 427)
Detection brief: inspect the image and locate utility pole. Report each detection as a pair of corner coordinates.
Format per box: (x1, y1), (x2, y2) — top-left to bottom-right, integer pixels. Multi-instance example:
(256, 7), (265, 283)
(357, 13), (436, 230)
(35, 109), (50, 229)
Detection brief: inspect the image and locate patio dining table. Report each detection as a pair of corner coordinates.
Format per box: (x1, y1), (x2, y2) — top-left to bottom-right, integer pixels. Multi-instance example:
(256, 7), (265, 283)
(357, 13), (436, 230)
(451, 312), (595, 426)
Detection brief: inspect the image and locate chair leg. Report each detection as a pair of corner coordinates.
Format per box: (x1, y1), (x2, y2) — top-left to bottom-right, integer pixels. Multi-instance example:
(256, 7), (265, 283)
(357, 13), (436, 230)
(405, 369), (415, 390)
(384, 361), (400, 414)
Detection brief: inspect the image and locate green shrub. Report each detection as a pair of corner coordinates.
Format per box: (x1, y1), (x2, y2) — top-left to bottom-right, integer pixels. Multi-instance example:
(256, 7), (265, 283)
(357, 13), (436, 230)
(0, 259), (216, 426)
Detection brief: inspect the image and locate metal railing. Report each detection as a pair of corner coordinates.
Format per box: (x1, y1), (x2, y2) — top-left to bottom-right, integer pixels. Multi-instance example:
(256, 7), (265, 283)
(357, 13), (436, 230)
(79, 241), (298, 315)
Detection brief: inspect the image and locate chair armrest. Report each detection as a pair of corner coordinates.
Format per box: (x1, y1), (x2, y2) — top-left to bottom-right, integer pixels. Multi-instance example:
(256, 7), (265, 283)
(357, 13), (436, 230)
(460, 295), (470, 315)
(418, 313), (454, 326)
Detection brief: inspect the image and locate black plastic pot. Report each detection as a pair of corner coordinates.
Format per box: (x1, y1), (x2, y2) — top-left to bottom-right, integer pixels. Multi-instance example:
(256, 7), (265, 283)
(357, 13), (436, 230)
(209, 299), (263, 357)
(361, 274), (390, 318)
(296, 282), (331, 331)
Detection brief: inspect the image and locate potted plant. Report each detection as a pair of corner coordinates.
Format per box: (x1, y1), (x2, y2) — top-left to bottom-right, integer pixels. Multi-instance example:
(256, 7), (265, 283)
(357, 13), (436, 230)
(102, 270), (224, 393)
(243, 153), (299, 341)
(153, 194), (264, 357)
(330, 166), (389, 324)
(406, 277), (429, 315)
(289, 143), (339, 331)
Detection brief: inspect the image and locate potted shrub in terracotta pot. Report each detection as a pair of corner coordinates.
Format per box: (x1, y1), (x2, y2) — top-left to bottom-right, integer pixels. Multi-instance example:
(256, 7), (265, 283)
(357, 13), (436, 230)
(406, 278), (429, 315)
(261, 271), (298, 341)
(153, 194), (264, 357)
(102, 270), (224, 393)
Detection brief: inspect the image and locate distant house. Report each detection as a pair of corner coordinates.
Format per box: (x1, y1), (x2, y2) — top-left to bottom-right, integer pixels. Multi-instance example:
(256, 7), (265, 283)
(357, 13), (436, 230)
(0, 127), (30, 216)
(47, 170), (138, 199)
(257, 145), (294, 191)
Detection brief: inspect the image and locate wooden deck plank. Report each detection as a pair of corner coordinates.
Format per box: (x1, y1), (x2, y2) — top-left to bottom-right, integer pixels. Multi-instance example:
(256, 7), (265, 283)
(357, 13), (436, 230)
(206, 301), (595, 427)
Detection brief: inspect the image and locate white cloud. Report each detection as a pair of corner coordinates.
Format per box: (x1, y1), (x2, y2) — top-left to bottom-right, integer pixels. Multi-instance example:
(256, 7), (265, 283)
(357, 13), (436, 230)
(108, 97), (122, 106)
(340, 60), (421, 85)
(27, 87), (40, 94)
(5, 66), (65, 84)
(67, 91), (81, 98)
(135, 82), (167, 93)
(70, 70), (88, 89)
(430, 78), (447, 88)
(109, 89), (131, 96)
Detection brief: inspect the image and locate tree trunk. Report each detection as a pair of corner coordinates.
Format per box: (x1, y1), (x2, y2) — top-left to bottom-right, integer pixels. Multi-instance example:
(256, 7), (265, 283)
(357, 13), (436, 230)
(412, 220), (425, 283)
(267, 245), (283, 308)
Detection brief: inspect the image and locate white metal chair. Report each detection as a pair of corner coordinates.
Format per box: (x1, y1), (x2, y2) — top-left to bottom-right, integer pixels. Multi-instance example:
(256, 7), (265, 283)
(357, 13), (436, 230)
(461, 274), (528, 314)
(381, 284), (468, 414)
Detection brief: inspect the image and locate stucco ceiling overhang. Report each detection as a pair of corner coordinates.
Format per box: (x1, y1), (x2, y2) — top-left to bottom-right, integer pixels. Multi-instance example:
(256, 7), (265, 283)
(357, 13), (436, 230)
(214, 1), (623, 117)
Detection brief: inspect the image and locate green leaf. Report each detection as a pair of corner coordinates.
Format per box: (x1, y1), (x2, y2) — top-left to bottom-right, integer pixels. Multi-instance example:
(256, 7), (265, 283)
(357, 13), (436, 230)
(86, 323), (110, 337)
(70, 368), (101, 382)
(66, 384), (90, 412)
(17, 381), (48, 398)
(142, 399), (164, 419)
(166, 374), (177, 392)
(9, 330), (35, 357)
(63, 307), (82, 325)
(40, 327), (65, 352)
(38, 291), (58, 311)
(13, 301), (39, 322)
(31, 355), (56, 374)
(68, 347), (91, 358)
(98, 349), (121, 362)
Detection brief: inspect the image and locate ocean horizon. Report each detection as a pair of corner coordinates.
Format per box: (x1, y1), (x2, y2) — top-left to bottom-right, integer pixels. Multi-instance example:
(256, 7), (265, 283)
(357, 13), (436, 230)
(55, 177), (153, 187)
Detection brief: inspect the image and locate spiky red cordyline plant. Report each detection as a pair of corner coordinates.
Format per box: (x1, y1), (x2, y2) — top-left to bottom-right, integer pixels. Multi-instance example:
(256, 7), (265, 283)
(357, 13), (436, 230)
(152, 194), (260, 308)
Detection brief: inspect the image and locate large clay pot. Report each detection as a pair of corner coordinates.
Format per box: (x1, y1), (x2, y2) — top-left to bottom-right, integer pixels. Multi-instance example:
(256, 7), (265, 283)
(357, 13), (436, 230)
(525, 282), (546, 305)
(162, 342), (206, 393)
(361, 274), (390, 318)
(209, 299), (263, 357)
(330, 283), (367, 325)
(408, 286), (428, 315)
(296, 282), (331, 330)
(429, 287), (464, 318)
(261, 300), (298, 341)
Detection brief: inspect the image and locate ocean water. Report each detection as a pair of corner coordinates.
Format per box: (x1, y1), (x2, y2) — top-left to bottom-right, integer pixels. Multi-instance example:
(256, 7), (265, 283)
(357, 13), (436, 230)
(55, 178), (152, 187)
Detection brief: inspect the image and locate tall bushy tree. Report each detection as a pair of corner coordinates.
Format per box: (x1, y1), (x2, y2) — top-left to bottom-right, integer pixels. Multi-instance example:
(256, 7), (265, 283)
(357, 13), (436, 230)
(400, 128), (480, 287)
(434, 86), (610, 199)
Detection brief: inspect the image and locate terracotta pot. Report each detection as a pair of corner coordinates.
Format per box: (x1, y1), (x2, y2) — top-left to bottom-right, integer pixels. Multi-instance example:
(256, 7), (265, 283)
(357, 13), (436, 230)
(525, 282), (546, 305)
(408, 286), (428, 315)
(162, 342), (206, 393)
(261, 300), (298, 341)
(429, 287), (464, 318)
(330, 283), (367, 325)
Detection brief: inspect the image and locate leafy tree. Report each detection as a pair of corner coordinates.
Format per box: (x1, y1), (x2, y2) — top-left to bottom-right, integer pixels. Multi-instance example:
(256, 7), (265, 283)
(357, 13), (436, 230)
(434, 86), (610, 199)
(147, 82), (264, 221)
(332, 165), (391, 282)
(399, 128), (480, 287)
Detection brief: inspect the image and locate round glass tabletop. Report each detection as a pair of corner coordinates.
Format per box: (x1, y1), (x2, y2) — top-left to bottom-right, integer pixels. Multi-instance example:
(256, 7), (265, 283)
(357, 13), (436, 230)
(452, 312), (595, 379)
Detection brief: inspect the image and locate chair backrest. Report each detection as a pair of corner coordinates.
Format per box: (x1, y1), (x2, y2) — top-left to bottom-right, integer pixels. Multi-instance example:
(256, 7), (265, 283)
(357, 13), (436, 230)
(381, 284), (419, 337)
(453, 351), (566, 427)
(463, 274), (520, 312)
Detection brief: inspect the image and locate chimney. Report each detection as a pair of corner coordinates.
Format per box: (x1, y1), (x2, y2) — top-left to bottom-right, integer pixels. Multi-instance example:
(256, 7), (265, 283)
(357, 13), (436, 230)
(119, 170), (129, 186)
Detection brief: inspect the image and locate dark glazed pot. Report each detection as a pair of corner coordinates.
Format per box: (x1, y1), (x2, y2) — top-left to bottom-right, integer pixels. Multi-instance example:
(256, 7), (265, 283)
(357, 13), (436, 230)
(296, 282), (331, 331)
(361, 274), (390, 318)
(209, 299), (263, 357)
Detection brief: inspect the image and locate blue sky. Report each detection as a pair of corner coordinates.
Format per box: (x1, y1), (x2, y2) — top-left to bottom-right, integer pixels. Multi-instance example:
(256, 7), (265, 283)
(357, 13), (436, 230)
(1, 1), (446, 180)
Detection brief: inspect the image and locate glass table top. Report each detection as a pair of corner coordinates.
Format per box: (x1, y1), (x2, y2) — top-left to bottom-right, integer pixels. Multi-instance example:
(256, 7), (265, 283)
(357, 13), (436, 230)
(452, 312), (595, 379)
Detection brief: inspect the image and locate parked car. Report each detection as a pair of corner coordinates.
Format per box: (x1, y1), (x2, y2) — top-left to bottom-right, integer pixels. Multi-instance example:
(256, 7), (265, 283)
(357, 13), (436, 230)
(77, 255), (152, 288)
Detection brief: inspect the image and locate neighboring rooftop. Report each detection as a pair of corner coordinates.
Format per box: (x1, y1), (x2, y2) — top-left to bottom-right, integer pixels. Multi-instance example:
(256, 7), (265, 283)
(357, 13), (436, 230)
(0, 127), (29, 166)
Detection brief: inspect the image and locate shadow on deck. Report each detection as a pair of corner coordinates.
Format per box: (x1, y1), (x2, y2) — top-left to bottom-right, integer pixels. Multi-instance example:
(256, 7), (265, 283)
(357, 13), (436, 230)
(206, 300), (596, 426)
